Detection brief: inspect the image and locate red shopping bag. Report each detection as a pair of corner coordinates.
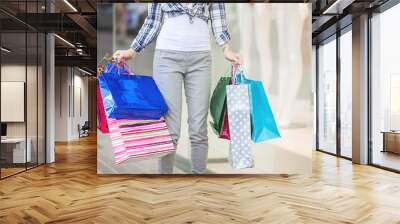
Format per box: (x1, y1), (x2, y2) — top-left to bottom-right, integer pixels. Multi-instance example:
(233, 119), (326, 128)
(219, 109), (230, 140)
(97, 85), (109, 133)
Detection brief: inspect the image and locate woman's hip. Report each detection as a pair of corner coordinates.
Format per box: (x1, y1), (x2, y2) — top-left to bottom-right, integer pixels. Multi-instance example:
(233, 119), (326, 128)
(153, 49), (211, 77)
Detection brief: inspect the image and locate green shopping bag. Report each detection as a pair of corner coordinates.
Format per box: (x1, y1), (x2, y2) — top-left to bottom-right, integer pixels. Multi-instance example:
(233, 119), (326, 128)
(210, 68), (232, 135)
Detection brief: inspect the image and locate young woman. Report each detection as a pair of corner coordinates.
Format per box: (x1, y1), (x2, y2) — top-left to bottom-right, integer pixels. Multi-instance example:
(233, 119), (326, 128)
(114, 3), (241, 174)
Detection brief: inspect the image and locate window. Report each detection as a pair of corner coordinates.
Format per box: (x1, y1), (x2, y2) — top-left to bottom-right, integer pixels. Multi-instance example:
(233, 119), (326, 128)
(339, 29), (352, 158)
(370, 3), (400, 171)
(317, 37), (337, 154)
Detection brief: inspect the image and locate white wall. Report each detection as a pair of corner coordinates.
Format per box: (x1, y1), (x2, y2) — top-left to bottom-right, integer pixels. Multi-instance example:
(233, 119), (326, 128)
(54, 67), (89, 141)
(55, 66), (69, 141)
(71, 73), (89, 138)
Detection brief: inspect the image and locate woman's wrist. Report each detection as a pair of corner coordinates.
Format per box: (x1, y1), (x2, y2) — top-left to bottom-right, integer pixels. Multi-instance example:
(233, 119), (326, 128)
(113, 48), (137, 62)
(222, 43), (229, 53)
(222, 44), (242, 65)
(128, 48), (137, 58)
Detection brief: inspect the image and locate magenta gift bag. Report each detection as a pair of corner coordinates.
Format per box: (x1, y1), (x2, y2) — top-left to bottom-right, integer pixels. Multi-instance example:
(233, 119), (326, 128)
(97, 85), (109, 133)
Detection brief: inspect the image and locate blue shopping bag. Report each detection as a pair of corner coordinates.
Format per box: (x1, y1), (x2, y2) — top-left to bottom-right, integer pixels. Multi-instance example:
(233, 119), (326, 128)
(98, 62), (168, 120)
(235, 69), (280, 143)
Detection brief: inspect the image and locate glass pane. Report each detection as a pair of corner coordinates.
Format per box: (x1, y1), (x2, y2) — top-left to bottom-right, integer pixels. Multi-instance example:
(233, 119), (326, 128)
(27, 31), (38, 169)
(26, 0), (39, 169)
(38, 32), (45, 165)
(318, 37), (337, 154)
(0, 0), (46, 178)
(371, 4), (400, 171)
(1, 31), (27, 177)
(340, 29), (352, 158)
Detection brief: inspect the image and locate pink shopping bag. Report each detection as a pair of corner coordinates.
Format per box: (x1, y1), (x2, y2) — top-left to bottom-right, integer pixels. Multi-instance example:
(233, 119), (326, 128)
(107, 118), (175, 164)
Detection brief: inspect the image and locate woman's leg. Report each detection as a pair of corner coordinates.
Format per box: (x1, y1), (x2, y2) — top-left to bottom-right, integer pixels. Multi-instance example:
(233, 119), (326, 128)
(184, 51), (212, 174)
(153, 50), (185, 174)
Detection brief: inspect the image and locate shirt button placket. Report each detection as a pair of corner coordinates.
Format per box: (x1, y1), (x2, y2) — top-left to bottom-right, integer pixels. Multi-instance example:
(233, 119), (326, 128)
(189, 9), (194, 24)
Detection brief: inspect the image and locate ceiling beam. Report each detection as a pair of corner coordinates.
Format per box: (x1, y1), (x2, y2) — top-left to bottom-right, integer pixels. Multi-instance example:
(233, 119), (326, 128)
(67, 13), (97, 42)
(312, 15), (335, 33)
(322, 0), (356, 14)
(55, 55), (96, 69)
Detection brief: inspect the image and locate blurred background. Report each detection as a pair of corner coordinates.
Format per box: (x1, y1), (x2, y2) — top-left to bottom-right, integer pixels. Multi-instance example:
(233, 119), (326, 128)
(97, 3), (313, 174)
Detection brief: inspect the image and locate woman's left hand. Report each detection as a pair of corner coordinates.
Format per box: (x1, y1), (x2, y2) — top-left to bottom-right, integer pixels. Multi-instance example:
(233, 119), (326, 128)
(223, 44), (243, 65)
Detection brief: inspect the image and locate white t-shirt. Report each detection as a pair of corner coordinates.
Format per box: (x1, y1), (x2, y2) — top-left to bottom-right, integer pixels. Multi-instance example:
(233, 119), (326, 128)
(156, 5), (210, 52)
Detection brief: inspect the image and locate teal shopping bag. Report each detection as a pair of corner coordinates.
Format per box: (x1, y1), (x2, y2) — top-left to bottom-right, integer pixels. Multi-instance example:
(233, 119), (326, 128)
(235, 69), (280, 143)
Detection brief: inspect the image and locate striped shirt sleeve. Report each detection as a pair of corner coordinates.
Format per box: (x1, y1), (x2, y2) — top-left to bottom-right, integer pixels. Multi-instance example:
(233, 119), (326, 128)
(130, 3), (164, 53)
(209, 3), (231, 46)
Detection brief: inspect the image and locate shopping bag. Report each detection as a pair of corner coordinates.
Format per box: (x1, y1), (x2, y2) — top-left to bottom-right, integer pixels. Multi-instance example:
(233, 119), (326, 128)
(226, 83), (254, 169)
(219, 109), (230, 140)
(107, 117), (175, 164)
(236, 70), (280, 143)
(98, 62), (168, 120)
(96, 58), (114, 133)
(210, 69), (232, 135)
(97, 85), (109, 133)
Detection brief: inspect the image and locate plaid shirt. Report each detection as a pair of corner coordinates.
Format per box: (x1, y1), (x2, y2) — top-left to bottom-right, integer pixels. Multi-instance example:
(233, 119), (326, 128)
(131, 3), (231, 52)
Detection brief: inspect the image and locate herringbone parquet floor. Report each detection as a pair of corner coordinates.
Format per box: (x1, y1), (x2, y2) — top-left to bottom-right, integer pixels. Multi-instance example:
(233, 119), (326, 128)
(1, 135), (400, 224)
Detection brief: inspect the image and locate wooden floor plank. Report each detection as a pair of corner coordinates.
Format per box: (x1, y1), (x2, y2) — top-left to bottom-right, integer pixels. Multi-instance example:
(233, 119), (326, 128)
(0, 135), (399, 223)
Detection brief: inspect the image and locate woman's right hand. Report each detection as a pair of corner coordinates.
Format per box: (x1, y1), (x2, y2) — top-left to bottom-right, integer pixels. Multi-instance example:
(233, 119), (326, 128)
(113, 48), (137, 62)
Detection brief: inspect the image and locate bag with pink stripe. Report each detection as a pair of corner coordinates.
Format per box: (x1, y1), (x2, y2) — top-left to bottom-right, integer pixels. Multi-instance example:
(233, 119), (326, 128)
(107, 118), (175, 164)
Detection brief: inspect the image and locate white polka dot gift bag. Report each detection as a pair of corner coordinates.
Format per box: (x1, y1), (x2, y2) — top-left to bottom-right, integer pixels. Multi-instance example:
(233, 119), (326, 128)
(226, 71), (254, 169)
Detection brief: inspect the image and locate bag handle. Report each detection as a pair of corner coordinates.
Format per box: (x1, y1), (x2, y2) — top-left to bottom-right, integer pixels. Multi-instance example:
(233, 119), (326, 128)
(107, 61), (130, 75)
(231, 64), (240, 85)
(97, 53), (132, 77)
(233, 65), (248, 84)
(97, 54), (113, 76)
(114, 58), (132, 74)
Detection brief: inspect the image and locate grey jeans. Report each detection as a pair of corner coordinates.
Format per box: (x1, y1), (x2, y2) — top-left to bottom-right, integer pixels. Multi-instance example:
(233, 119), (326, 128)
(153, 49), (211, 174)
